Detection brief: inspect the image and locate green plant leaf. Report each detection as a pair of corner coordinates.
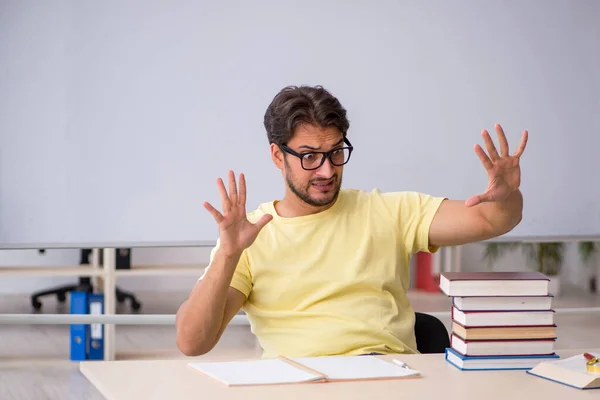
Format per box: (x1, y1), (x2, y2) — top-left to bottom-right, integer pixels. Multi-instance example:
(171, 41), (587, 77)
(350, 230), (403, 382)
(482, 242), (565, 275)
(482, 242), (521, 266)
(578, 241), (597, 264)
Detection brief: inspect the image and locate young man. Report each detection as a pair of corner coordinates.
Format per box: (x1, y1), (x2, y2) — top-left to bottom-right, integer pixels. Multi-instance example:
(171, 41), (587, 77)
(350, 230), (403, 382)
(175, 85), (528, 358)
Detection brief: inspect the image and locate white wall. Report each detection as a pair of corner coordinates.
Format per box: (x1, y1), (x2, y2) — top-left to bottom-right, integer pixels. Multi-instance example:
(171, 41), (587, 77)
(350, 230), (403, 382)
(0, 243), (596, 295)
(2, 0), (599, 248)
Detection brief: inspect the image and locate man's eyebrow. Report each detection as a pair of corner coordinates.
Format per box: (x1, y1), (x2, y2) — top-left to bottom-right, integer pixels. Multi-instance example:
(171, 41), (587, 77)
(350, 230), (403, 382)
(298, 138), (344, 151)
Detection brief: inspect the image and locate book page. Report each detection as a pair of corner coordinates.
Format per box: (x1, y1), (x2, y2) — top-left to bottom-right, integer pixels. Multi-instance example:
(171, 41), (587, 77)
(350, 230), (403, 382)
(290, 355), (420, 381)
(188, 358), (324, 386)
(551, 352), (600, 375)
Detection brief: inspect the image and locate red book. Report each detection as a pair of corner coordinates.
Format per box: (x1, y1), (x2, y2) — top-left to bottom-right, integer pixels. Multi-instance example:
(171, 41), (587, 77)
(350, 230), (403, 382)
(439, 271), (549, 297)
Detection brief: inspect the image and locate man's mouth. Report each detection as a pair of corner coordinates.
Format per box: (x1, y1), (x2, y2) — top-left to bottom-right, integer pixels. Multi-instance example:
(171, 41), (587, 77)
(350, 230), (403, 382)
(311, 179), (335, 191)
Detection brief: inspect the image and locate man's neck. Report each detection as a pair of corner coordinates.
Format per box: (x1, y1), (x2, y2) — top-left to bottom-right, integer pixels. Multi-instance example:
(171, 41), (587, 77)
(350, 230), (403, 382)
(275, 191), (337, 218)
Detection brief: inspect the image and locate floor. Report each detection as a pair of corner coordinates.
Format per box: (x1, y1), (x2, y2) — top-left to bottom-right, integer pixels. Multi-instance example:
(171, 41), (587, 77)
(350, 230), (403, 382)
(0, 286), (599, 399)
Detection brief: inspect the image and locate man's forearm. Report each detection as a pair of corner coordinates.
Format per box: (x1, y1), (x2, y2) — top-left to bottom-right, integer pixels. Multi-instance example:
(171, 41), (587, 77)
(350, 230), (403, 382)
(478, 190), (523, 236)
(175, 249), (241, 355)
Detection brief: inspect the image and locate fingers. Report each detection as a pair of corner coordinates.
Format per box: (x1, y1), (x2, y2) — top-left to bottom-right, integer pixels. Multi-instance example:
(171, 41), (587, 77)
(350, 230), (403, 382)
(513, 129), (528, 158)
(203, 201), (224, 223)
(216, 178), (232, 212)
(481, 124), (527, 160)
(495, 124), (510, 157)
(464, 195), (482, 207)
(474, 144), (493, 170)
(238, 172), (247, 207)
(465, 192), (492, 207)
(210, 171), (245, 219)
(253, 214), (273, 231)
(481, 129), (500, 161)
(228, 170), (238, 206)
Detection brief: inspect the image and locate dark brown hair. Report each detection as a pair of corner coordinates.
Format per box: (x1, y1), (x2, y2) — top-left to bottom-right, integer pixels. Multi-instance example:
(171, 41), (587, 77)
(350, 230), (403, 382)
(263, 85), (350, 146)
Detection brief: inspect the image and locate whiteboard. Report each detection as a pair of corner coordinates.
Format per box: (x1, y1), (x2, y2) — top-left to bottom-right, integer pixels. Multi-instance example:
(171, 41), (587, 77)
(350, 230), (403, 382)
(1, 0), (599, 248)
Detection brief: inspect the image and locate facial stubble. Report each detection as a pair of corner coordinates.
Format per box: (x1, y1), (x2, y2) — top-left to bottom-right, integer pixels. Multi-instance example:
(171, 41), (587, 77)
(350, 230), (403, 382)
(284, 157), (342, 207)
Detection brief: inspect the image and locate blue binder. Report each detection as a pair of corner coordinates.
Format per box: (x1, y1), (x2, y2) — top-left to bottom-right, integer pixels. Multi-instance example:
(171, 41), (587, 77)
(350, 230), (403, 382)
(69, 291), (89, 361)
(88, 293), (104, 360)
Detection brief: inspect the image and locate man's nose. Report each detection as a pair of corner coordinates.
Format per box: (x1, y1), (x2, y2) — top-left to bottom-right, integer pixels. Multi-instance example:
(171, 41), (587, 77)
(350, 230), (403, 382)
(315, 156), (334, 177)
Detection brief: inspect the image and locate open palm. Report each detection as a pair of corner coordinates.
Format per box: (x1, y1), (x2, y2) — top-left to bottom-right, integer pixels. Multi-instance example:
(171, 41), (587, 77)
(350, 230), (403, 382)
(203, 171), (272, 256)
(466, 124), (528, 207)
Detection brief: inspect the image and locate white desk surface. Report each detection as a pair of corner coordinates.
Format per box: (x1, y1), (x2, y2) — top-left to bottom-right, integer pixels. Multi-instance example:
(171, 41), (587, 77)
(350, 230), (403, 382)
(80, 348), (599, 400)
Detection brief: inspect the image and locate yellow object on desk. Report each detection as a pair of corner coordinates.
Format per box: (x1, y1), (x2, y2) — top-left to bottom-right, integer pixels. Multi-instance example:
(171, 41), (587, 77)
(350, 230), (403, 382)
(584, 353), (600, 374)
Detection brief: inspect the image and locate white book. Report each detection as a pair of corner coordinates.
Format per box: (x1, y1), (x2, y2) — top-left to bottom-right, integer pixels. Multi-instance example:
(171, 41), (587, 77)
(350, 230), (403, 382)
(451, 334), (555, 356)
(452, 295), (553, 311)
(452, 307), (555, 327)
(188, 358), (324, 387)
(290, 355), (420, 381)
(188, 355), (420, 387)
(527, 352), (600, 390)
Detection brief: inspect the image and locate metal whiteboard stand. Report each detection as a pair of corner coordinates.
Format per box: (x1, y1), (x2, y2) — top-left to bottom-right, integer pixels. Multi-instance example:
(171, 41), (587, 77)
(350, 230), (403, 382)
(103, 248), (116, 361)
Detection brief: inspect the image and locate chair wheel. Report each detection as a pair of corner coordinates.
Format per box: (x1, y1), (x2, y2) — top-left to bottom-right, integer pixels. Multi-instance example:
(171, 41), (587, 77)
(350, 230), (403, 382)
(31, 298), (42, 310)
(57, 293), (66, 302)
(131, 300), (141, 311)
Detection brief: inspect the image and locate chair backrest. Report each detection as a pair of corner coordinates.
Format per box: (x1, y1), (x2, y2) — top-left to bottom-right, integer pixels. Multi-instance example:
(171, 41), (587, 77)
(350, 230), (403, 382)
(414, 312), (450, 354)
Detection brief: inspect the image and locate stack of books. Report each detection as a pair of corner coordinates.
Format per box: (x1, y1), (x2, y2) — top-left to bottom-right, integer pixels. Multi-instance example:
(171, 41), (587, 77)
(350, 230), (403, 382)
(439, 271), (560, 370)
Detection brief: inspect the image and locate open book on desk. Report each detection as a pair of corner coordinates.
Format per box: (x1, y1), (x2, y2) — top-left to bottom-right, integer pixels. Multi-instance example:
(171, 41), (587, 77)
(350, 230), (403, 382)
(527, 352), (600, 390)
(188, 355), (421, 387)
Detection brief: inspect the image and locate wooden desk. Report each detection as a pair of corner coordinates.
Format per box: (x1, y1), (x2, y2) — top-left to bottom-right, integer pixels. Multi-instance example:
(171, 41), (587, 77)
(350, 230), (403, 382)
(80, 349), (599, 400)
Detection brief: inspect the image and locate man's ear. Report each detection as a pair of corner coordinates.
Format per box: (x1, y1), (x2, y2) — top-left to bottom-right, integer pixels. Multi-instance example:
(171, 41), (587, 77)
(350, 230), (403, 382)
(270, 143), (284, 170)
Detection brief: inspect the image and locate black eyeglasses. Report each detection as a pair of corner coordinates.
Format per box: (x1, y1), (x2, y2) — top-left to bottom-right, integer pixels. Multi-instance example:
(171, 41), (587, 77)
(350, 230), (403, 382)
(280, 138), (354, 171)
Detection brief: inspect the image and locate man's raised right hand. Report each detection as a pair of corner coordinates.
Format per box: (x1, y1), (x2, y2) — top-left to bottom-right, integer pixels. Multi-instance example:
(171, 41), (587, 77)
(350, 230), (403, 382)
(203, 170), (273, 258)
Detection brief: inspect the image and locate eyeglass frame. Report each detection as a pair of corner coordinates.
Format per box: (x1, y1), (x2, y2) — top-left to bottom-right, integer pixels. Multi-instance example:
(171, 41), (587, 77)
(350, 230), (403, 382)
(279, 137), (354, 171)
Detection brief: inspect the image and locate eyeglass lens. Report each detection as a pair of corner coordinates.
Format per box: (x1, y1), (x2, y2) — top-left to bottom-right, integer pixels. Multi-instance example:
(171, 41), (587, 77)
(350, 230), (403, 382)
(302, 148), (351, 169)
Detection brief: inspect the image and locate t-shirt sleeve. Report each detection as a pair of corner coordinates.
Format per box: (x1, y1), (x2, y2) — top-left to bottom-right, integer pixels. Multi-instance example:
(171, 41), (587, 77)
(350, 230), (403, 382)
(380, 190), (446, 255)
(198, 238), (253, 298)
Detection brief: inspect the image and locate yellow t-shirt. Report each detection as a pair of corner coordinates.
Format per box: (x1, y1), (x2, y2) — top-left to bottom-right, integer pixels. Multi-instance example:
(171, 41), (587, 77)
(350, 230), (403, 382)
(202, 188), (445, 358)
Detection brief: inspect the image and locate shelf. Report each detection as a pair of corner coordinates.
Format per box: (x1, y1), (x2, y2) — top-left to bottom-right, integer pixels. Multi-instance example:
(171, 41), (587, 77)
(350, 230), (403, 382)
(0, 264), (205, 277)
(115, 264), (207, 277)
(0, 266), (103, 277)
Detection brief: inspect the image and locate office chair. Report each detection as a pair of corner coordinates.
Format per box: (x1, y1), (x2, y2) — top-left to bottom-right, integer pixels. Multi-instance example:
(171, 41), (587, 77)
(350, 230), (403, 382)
(414, 312), (450, 353)
(30, 248), (141, 311)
